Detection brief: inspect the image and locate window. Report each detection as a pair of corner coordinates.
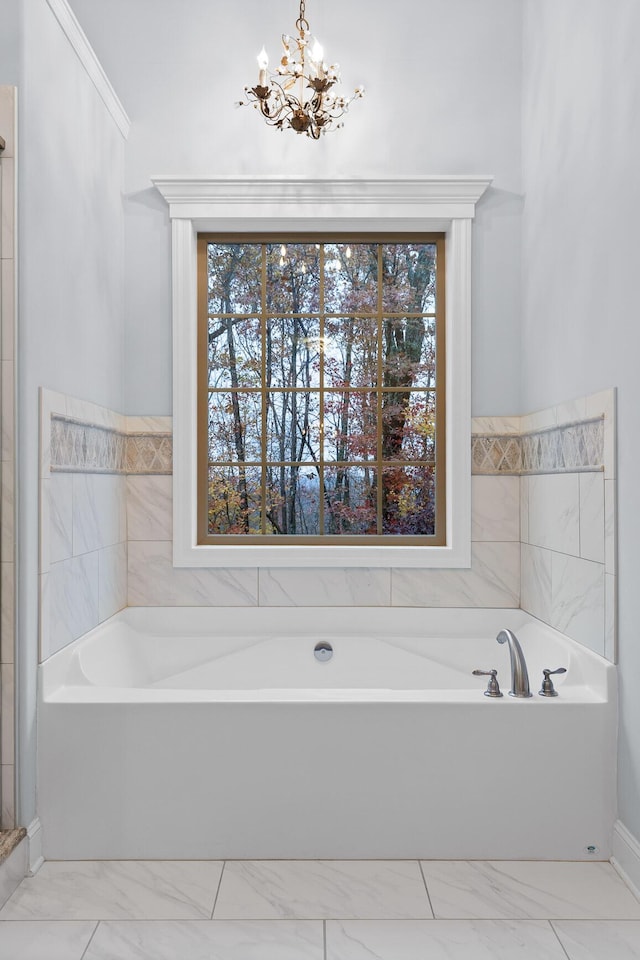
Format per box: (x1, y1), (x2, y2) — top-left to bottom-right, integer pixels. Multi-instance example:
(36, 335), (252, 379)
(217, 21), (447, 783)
(153, 175), (491, 566)
(198, 234), (446, 545)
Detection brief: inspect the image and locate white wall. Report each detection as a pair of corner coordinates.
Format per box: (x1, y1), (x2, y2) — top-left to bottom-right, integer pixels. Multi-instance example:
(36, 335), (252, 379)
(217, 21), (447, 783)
(68, 0), (524, 417)
(17, 0), (127, 826)
(16, 0), (639, 855)
(0, 0), (20, 85)
(521, 0), (640, 840)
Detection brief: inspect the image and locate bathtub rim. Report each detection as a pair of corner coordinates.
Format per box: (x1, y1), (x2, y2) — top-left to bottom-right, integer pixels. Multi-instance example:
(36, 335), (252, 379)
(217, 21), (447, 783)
(39, 606), (616, 705)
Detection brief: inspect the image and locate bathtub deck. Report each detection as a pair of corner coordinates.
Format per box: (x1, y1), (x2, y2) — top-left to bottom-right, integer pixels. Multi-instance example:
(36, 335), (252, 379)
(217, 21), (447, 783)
(1, 858), (639, 958)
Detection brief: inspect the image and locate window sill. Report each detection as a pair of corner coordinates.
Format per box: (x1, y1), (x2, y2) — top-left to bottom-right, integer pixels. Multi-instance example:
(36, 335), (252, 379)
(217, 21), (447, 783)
(173, 542), (471, 569)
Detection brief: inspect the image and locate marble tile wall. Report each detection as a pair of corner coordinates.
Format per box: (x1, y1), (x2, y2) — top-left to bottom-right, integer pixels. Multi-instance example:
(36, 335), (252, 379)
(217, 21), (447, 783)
(121, 426), (522, 609)
(125, 418), (522, 611)
(124, 392), (616, 666)
(39, 391), (129, 662)
(40, 389), (616, 667)
(0, 87), (17, 828)
(519, 390), (616, 661)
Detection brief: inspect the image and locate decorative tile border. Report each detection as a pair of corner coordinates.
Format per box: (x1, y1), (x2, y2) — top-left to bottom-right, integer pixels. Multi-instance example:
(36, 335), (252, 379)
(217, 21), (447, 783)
(472, 417), (604, 476)
(50, 416), (126, 473)
(472, 435), (522, 475)
(52, 414), (603, 478)
(125, 433), (173, 475)
(50, 416), (172, 475)
(521, 418), (604, 474)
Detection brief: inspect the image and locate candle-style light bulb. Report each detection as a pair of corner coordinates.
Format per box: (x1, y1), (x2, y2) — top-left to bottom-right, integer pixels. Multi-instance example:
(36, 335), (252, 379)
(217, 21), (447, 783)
(311, 40), (323, 62)
(257, 47), (269, 86)
(310, 39), (324, 79)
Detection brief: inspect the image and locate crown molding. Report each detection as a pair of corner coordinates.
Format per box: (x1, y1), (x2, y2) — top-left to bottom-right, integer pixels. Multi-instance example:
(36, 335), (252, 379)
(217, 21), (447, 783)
(46, 0), (130, 139)
(152, 176), (493, 222)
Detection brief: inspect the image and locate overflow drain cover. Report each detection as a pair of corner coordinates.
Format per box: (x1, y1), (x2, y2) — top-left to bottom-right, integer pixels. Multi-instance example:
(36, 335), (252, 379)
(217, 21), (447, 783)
(314, 641), (333, 662)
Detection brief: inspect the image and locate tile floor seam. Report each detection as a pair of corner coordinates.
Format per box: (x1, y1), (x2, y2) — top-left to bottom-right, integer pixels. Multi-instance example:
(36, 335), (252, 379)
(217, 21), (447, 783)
(418, 860), (436, 919)
(548, 919), (573, 960)
(4, 915), (640, 959)
(7, 860), (640, 926)
(210, 861), (226, 919)
(429, 913), (621, 922)
(79, 919), (100, 960)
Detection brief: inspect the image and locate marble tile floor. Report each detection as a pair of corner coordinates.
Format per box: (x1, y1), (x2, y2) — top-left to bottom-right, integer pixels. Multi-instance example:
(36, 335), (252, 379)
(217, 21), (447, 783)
(1, 859), (640, 959)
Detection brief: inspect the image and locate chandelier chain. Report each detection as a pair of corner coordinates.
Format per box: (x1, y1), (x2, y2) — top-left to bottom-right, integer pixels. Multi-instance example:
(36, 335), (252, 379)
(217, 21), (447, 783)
(296, 0), (309, 36)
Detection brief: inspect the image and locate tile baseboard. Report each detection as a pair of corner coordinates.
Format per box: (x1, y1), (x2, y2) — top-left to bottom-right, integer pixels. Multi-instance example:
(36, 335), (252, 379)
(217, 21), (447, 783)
(611, 819), (640, 901)
(27, 818), (44, 876)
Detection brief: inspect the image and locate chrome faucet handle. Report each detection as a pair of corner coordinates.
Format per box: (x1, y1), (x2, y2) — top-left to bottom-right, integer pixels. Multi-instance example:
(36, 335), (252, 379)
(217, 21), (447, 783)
(539, 667), (567, 697)
(472, 668), (503, 698)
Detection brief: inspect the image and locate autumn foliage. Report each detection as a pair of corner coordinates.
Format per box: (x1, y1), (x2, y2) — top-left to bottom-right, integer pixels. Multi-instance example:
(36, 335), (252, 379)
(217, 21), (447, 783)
(203, 239), (440, 539)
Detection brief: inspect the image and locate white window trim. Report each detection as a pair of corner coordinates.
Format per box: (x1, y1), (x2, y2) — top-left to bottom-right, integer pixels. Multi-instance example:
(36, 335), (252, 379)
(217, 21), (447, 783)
(152, 176), (492, 568)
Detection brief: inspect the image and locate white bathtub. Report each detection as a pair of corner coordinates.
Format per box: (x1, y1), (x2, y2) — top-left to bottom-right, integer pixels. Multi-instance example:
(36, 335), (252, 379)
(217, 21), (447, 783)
(38, 607), (617, 861)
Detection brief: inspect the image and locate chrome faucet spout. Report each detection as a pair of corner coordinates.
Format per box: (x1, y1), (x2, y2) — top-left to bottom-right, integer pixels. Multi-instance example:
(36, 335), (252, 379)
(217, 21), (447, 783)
(497, 629), (532, 698)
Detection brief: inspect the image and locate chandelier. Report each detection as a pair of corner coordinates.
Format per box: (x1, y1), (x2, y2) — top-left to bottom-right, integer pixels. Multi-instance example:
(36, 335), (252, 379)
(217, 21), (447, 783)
(238, 0), (364, 140)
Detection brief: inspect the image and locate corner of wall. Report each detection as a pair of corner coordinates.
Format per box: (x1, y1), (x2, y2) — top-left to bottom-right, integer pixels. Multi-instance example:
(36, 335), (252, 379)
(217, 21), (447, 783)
(612, 820), (640, 901)
(0, 85), (18, 830)
(44, 0), (130, 139)
(26, 817), (43, 875)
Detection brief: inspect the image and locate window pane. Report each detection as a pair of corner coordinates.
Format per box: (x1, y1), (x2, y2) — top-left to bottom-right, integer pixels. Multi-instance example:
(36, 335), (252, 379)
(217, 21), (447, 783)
(207, 243), (261, 314)
(208, 392), (261, 462)
(324, 466), (378, 534)
(324, 243), (379, 313)
(266, 243), (320, 313)
(324, 316), (378, 389)
(265, 391), (321, 462)
(265, 464), (321, 535)
(324, 391), (377, 462)
(381, 243), (437, 313)
(382, 316), (436, 389)
(266, 317), (321, 388)
(207, 466), (262, 534)
(208, 316), (262, 388)
(200, 235), (444, 544)
(382, 465), (436, 535)
(381, 390), (436, 461)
